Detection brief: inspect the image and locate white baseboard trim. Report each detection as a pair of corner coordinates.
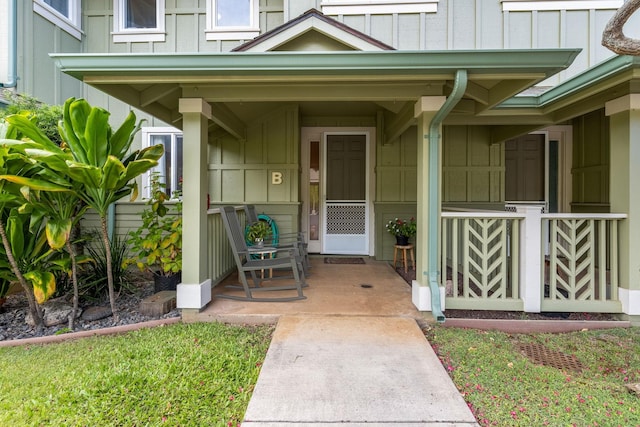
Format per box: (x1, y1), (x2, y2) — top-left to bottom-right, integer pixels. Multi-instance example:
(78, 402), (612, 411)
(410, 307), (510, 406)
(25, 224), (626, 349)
(411, 280), (446, 311)
(619, 288), (640, 315)
(177, 279), (212, 310)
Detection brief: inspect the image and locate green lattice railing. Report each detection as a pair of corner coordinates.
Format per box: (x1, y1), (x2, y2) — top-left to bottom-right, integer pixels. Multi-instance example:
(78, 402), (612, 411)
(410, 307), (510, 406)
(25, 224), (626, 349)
(441, 212), (524, 311)
(441, 210), (626, 313)
(542, 214), (625, 313)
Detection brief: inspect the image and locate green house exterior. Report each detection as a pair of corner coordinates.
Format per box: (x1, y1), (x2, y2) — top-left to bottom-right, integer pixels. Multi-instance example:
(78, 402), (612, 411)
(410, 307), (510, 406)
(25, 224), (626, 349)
(2, 1), (640, 323)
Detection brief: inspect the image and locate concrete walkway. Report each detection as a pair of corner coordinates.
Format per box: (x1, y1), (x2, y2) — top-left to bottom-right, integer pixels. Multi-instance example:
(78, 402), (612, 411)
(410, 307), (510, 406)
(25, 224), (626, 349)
(242, 315), (478, 426)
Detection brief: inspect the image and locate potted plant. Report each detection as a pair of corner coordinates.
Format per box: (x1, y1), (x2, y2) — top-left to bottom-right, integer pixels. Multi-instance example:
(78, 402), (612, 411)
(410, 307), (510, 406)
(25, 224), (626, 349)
(125, 173), (182, 292)
(385, 217), (417, 246)
(246, 220), (272, 248)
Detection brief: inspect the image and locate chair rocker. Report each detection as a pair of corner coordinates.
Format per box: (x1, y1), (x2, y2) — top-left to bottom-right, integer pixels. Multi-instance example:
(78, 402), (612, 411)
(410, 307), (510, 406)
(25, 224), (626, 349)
(219, 206), (307, 302)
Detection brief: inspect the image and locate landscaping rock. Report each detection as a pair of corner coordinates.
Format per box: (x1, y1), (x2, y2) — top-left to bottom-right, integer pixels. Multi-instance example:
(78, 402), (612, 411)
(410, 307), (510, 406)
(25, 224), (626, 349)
(25, 299), (80, 327)
(81, 305), (113, 321)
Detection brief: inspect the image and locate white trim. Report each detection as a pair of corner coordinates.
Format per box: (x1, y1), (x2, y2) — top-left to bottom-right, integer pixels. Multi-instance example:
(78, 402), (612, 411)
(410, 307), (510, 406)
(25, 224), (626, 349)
(112, 0), (166, 43)
(205, 30), (260, 41)
(412, 280), (446, 311)
(502, 1), (622, 12)
(619, 288), (640, 316)
(177, 279), (212, 309)
(33, 0), (82, 40)
(239, 17), (387, 52)
(322, 1), (438, 15)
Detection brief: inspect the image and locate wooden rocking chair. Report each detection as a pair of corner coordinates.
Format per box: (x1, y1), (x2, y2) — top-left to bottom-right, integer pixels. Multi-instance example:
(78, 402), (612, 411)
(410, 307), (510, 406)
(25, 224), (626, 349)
(219, 206), (307, 302)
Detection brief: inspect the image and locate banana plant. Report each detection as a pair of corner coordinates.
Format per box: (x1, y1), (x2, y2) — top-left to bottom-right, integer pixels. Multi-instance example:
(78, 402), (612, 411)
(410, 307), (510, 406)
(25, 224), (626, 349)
(2, 98), (162, 323)
(0, 144), (47, 327)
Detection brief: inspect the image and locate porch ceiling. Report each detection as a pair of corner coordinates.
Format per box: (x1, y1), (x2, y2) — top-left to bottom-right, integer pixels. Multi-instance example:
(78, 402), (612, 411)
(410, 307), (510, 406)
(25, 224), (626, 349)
(51, 49), (580, 133)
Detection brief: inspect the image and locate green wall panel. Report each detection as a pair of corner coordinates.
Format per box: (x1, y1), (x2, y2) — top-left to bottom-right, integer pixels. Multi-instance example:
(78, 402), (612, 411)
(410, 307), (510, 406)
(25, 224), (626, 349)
(572, 109), (610, 212)
(442, 125), (503, 204)
(246, 170), (268, 201)
(209, 105), (299, 203)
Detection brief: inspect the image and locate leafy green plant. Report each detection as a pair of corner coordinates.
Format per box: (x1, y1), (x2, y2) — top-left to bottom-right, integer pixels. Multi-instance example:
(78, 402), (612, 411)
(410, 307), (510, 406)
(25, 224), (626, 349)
(385, 217), (417, 238)
(0, 90), (63, 145)
(125, 172), (182, 277)
(1, 97), (162, 323)
(81, 234), (134, 302)
(246, 220), (272, 245)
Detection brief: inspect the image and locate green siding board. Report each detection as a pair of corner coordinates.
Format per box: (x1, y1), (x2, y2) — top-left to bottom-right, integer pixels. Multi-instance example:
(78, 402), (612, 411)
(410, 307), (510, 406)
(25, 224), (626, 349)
(451, 0), (476, 49)
(222, 170), (244, 201)
(379, 170), (402, 201)
(537, 11), (560, 48)
(246, 170), (268, 201)
(508, 13), (532, 49)
(572, 110), (610, 212)
(403, 170), (417, 202)
(398, 14), (421, 50)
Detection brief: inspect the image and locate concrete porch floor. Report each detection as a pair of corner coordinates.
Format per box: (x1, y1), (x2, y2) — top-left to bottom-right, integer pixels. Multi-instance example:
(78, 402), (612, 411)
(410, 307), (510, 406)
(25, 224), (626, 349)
(182, 256), (424, 325)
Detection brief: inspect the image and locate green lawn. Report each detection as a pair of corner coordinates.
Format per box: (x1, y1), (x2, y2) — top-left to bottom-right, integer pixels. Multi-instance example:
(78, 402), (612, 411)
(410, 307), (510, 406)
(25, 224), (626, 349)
(427, 326), (640, 427)
(0, 322), (273, 426)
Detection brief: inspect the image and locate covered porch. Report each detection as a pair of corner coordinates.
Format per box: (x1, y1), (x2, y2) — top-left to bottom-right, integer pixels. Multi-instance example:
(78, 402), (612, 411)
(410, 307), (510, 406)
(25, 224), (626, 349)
(50, 14), (640, 324)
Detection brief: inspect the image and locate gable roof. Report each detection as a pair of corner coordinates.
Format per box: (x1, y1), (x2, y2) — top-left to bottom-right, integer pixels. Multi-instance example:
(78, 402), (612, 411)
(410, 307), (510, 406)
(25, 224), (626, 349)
(233, 9), (394, 52)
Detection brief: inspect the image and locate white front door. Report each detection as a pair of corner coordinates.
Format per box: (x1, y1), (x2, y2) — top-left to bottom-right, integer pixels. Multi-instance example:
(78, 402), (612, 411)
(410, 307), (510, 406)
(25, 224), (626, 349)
(301, 128), (373, 255)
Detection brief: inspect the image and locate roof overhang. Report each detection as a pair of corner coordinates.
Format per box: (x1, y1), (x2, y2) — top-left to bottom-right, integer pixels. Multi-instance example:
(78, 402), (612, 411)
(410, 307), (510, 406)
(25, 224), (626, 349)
(51, 49), (581, 131)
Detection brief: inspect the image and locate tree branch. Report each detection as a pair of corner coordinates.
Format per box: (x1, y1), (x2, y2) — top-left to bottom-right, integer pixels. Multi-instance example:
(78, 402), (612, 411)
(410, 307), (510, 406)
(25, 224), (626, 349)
(602, 0), (640, 56)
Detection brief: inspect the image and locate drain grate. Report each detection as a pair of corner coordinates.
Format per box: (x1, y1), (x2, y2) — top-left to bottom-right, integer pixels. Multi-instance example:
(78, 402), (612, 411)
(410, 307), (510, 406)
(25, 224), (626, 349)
(360, 284), (373, 289)
(516, 343), (584, 372)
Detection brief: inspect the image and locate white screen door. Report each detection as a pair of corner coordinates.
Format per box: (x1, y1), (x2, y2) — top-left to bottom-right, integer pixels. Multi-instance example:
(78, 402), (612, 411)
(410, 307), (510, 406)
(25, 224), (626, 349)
(322, 133), (369, 254)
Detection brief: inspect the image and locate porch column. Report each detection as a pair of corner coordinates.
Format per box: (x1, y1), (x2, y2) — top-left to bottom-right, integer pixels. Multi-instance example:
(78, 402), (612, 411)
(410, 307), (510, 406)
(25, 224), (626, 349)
(176, 98), (212, 310)
(412, 96), (446, 311)
(606, 94), (640, 324)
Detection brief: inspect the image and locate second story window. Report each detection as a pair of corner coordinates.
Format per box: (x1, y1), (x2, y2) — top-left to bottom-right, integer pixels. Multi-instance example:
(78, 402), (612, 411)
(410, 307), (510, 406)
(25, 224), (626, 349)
(113, 0), (166, 43)
(33, 0), (82, 40)
(206, 0), (259, 41)
(125, 0), (157, 29)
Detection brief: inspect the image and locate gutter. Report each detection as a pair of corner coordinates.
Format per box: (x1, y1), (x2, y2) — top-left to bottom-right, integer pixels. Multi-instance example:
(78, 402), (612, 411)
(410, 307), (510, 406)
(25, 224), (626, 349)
(1, 0), (18, 88)
(426, 69), (468, 323)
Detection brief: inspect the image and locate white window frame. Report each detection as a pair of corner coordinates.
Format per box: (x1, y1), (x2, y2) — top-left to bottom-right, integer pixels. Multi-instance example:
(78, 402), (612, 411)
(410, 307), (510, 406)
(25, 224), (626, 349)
(33, 0), (82, 40)
(142, 127), (183, 200)
(501, 0), (622, 11)
(320, 0), (439, 15)
(112, 0), (166, 43)
(205, 0), (259, 41)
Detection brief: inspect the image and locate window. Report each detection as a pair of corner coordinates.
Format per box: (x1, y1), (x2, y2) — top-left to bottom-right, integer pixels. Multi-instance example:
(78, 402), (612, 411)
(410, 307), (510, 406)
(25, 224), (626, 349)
(320, 0), (439, 15)
(206, 0), (259, 41)
(33, 0), (82, 40)
(142, 128), (183, 199)
(113, 0), (165, 43)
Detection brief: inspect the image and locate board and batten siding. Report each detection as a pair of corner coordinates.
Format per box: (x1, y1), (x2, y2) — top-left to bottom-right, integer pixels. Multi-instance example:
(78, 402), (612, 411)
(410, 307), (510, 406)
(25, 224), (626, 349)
(572, 109), (610, 213)
(208, 104), (299, 204)
(15, 2), (83, 106)
(443, 125), (504, 207)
